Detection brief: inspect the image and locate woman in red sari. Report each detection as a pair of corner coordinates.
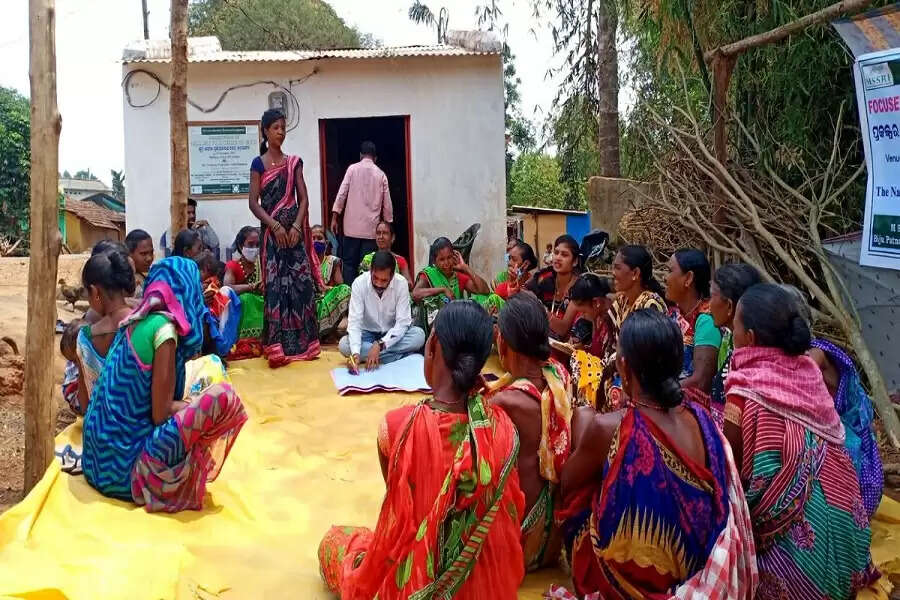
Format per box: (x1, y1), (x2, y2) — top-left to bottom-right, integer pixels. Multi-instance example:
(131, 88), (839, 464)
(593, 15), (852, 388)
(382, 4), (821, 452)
(248, 109), (324, 368)
(319, 300), (526, 599)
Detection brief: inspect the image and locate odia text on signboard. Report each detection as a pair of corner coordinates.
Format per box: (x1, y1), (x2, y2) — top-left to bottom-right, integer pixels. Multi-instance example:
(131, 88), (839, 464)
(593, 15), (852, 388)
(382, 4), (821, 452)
(855, 52), (900, 269)
(188, 122), (259, 196)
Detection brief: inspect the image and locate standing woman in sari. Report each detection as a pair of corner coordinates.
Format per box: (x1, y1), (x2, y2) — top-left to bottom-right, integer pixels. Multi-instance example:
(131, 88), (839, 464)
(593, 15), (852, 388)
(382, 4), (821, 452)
(319, 300), (525, 599)
(248, 109), (324, 368)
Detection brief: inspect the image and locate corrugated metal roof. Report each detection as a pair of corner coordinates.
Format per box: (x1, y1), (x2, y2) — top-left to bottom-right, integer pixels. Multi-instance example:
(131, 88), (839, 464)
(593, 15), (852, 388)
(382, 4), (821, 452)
(123, 37), (499, 64)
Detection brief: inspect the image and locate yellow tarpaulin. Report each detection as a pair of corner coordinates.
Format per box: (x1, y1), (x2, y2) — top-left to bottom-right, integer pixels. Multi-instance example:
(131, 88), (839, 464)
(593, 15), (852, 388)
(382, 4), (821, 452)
(0, 351), (897, 599)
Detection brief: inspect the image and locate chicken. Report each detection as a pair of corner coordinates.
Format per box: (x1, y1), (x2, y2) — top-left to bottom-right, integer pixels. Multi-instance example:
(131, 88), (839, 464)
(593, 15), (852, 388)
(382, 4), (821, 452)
(58, 279), (86, 310)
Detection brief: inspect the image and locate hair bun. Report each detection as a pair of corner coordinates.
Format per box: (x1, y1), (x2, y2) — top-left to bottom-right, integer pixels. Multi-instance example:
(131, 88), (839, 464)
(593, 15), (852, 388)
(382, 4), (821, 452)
(108, 250), (137, 295)
(785, 315), (812, 355)
(451, 353), (480, 391)
(656, 377), (684, 409)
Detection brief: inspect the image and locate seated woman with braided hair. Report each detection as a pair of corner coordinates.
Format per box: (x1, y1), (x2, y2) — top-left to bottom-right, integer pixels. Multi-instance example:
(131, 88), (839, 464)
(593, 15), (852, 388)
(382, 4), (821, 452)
(490, 292), (573, 572)
(319, 300), (525, 599)
(557, 309), (757, 599)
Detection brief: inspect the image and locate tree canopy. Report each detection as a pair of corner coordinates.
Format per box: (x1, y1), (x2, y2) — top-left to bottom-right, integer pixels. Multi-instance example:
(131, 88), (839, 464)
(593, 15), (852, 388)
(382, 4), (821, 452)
(508, 153), (566, 209)
(189, 0), (371, 51)
(0, 86), (30, 243)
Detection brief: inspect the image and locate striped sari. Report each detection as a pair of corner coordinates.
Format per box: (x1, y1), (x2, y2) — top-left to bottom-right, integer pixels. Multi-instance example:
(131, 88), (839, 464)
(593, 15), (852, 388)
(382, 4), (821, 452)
(319, 394), (525, 599)
(82, 258), (247, 513)
(725, 346), (878, 599)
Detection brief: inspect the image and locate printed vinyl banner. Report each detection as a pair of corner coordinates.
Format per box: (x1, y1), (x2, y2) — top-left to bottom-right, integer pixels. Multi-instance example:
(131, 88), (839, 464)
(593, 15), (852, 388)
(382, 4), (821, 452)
(855, 50), (900, 269)
(188, 123), (259, 196)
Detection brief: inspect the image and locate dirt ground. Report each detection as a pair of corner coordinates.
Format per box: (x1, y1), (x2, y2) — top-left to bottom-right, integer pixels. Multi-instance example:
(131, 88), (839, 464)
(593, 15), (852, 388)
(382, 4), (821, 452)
(0, 254), (88, 512)
(0, 254), (898, 514)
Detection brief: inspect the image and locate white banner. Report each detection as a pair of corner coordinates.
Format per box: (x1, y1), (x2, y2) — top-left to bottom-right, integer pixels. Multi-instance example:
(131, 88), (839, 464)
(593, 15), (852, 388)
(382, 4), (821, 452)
(854, 49), (900, 270)
(188, 123), (258, 196)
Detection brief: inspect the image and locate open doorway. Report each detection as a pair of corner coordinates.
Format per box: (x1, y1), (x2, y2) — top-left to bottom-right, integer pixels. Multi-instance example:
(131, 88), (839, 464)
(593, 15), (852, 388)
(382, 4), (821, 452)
(318, 116), (412, 269)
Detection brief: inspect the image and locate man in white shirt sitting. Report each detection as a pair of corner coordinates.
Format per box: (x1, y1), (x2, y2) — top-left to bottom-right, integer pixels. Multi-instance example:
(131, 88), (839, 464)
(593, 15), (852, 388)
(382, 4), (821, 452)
(339, 250), (426, 371)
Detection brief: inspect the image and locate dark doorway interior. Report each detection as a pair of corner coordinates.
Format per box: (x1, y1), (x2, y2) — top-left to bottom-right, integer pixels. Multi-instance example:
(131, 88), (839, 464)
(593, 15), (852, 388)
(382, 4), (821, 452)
(319, 116), (411, 268)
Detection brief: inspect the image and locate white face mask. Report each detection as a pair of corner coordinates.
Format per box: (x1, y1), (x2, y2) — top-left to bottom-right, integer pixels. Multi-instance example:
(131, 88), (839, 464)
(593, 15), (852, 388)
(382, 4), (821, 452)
(241, 247), (259, 262)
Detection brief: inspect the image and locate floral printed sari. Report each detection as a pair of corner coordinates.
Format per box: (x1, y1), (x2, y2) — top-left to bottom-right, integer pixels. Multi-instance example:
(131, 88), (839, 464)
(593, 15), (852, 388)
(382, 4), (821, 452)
(257, 155), (325, 367)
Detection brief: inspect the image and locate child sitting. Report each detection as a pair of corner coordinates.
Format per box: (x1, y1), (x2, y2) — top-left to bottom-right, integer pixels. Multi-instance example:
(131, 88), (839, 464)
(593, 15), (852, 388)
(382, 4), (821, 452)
(60, 319), (84, 415)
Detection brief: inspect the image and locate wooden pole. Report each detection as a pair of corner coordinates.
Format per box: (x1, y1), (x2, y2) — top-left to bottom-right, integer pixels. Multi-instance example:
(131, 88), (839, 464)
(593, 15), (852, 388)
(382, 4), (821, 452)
(25, 0), (62, 491)
(704, 0), (875, 63)
(141, 0), (150, 40)
(170, 0), (189, 239)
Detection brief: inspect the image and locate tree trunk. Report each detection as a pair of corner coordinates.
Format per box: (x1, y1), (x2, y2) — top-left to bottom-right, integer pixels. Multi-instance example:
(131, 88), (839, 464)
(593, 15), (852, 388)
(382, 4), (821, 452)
(141, 0), (150, 40)
(170, 0), (189, 239)
(25, 0), (62, 491)
(596, 0), (620, 178)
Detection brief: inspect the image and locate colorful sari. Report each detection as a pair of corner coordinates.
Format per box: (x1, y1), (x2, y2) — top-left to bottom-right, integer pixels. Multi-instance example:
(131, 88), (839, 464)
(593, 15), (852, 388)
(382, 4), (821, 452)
(205, 284), (242, 358)
(571, 290), (666, 411)
(359, 251), (408, 275)
(258, 155), (325, 367)
(224, 259), (264, 361)
(669, 300), (720, 410)
(416, 265), (505, 336)
(317, 255), (352, 339)
(810, 338), (883, 517)
(725, 346), (878, 599)
(76, 326), (106, 400)
(82, 258), (247, 513)
(709, 331), (734, 430)
(318, 394), (525, 599)
(558, 402), (758, 599)
(489, 359), (573, 572)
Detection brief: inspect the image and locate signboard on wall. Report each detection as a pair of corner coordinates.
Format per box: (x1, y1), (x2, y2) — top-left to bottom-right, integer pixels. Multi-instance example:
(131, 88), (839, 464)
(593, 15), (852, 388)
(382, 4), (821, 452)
(188, 121), (259, 197)
(854, 51), (900, 270)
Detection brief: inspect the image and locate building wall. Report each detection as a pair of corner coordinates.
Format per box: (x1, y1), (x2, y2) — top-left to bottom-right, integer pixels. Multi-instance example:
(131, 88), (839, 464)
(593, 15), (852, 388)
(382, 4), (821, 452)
(64, 213), (122, 253)
(122, 55), (506, 278)
(520, 213), (567, 260)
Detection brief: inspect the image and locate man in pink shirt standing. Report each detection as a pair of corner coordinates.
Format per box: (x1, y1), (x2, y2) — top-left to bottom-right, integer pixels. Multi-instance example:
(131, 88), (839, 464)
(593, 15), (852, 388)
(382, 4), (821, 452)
(330, 141), (393, 284)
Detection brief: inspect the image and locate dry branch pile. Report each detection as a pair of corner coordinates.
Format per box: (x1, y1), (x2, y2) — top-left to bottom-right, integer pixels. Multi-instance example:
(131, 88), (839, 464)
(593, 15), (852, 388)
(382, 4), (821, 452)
(633, 97), (900, 447)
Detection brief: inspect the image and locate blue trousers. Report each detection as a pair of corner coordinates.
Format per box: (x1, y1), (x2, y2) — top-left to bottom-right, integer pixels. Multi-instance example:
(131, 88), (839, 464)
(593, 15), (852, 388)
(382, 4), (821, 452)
(338, 327), (426, 364)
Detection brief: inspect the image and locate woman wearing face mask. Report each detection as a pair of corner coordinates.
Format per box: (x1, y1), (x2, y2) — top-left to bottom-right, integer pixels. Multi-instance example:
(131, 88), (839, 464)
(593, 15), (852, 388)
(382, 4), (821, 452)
(492, 240), (538, 300)
(224, 226), (264, 360)
(311, 224), (352, 340)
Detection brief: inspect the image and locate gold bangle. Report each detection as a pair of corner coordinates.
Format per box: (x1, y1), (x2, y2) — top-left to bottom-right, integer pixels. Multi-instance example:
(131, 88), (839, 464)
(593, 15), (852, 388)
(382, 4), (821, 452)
(291, 223), (302, 233)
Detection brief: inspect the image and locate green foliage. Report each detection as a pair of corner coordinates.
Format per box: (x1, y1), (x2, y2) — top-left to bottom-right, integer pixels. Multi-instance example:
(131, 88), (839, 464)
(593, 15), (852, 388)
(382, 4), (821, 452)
(508, 153), (567, 209)
(619, 0), (894, 210)
(552, 94), (599, 209)
(111, 169), (125, 202)
(0, 86), (30, 243)
(62, 169), (71, 178)
(73, 169), (98, 181)
(189, 0), (367, 51)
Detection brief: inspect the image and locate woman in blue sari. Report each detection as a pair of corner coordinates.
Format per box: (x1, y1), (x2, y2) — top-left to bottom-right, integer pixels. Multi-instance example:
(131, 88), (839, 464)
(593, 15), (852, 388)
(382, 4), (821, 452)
(248, 109), (324, 368)
(82, 257), (247, 513)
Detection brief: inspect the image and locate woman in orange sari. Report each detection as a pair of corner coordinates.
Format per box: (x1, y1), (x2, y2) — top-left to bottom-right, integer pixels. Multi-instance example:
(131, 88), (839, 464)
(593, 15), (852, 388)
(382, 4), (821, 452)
(319, 300), (526, 599)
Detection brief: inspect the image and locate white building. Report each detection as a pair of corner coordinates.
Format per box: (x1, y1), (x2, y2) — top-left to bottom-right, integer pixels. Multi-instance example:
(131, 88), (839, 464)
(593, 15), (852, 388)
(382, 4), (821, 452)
(121, 36), (506, 277)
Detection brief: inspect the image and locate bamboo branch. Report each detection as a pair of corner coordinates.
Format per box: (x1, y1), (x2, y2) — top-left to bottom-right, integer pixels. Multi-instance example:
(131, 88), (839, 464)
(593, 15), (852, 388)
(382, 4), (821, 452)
(703, 0), (876, 63)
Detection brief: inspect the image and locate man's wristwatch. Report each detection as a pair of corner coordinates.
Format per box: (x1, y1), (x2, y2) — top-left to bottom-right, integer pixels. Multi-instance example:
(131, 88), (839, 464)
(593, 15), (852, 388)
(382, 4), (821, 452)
(377, 340), (386, 351)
